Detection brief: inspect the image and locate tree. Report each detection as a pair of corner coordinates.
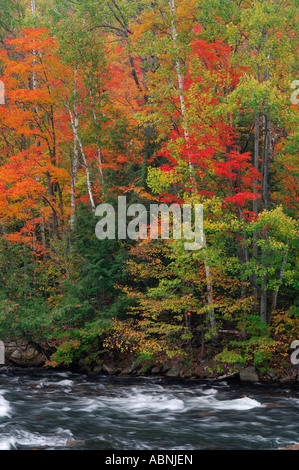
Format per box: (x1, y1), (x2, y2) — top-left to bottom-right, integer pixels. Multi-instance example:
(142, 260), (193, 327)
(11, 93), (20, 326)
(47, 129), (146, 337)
(195, 0), (298, 322)
(0, 28), (72, 268)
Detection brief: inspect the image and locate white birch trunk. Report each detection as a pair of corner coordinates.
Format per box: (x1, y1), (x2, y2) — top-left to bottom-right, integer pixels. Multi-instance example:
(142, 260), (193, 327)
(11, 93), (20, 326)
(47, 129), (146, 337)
(67, 102), (96, 213)
(30, 0), (36, 18)
(69, 70), (79, 230)
(168, 0), (216, 333)
(88, 77), (105, 186)
(168, 0), (195, 184)
(70, 140), (79, 231)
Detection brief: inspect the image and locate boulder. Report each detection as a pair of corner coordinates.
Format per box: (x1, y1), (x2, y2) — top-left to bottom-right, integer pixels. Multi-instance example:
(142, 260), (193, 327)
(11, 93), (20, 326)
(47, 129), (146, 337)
(160, 362), (171, 373)
(119, 364), (136, 376)
(151, 366), (161, 374)
(6, 343), (46, 367)
(279, 444), (299, 450)
(280, 375), (296, 384)
(66, 440), (86, 448)
(265, 369), (277, 381)
(89, 365), (103, 375)
(131, 361), (142, 373)
(10, 350), (22, 360)
(239, 366), (259, 382)
(102, 363), (118, 375)
(136, 363), (153, 375)
(166, 365), (182, 377)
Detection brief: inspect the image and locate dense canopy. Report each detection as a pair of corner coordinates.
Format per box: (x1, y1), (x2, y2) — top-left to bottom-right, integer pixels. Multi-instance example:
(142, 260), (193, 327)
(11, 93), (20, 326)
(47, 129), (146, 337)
(0, 0), (298, 376)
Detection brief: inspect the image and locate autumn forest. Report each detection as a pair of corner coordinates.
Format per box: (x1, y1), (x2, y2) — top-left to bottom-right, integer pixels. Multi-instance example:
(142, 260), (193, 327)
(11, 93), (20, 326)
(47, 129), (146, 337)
(0, 0), (298, 378)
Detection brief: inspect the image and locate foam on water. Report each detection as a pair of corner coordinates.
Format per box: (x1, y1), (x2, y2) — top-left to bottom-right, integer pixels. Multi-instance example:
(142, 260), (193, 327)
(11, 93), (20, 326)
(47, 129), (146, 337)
(77, 385), (263, 414)
(200, 388), (218, 395)
(208, 396), (263, 411)
(0, 370), (296, 450)
(122, 395), (185, 412)
(0, 439), (14, 450)
(183, 392), (263, 411)
(79, 394), (185, 413)
(0, 429), (73, 450)
(0, 392), (11, 418)
(36, 379), (73, 389)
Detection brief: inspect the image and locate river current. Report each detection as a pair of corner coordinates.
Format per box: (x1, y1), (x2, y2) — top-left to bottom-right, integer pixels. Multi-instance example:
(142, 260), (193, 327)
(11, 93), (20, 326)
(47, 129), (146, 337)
(0, 367), (298, 450)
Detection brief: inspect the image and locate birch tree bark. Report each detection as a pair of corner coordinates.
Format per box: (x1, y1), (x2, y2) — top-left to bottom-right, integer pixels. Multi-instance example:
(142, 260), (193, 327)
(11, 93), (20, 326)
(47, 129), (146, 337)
(69, 69), (79, 231)
(168, 0), (195, 186)
(67, 100), (96, 213)
(168, 0), (216, 333)
(88, 73), (104, 187)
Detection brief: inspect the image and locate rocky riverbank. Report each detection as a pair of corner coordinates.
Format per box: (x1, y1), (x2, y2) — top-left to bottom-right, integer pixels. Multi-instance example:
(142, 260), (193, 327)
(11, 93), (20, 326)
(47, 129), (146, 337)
(3, 339), (299, 385)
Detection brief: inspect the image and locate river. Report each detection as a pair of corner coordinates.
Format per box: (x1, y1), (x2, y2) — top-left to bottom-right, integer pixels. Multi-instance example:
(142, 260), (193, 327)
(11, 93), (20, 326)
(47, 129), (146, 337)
(0, 367), (298, 450)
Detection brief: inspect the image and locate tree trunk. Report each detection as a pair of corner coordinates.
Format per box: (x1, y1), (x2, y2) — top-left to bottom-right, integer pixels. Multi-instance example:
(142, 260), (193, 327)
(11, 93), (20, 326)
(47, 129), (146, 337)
(253, 113), (260, 216)
(260, 226), (268, 324)
(260, 278), (267, 323)
(202, 235), (217, 333)
(262, 113), (271, 211)
(168, 0), (216, 333)
(260, 112), (271, 323)
(40, 204), (46, 252)
(252, 114), (260, 310)
(168, 0), (195, 187)
(269, 245), (288, 322)
(88, 74), (105, 187)
(70, 143), (78, 232)
(70, 69), (79, 231)
(67, 102), (96, 213)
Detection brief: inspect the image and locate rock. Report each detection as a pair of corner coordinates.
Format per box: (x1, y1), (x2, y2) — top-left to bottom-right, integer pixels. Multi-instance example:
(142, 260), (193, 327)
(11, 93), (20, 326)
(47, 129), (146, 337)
(8, 345), (45, 367)
(216, 371), (239, 381)
(265, 370), (277, 381)
(5, 341), (18, 349)
(89, 365), (103, 375)
(3, 340), (50, 367)
(130, 361), (142, 373)
(239, 366), (259, 382)
(136, 363), (152, 375)
(66, 440), (86, 448)
(151, 366), (161, 374)
(280, 376), (295, 384)
(292, 367), (299, 380)
(166, 365), (182, 377)
(11, 350), (22, 360)
(102, 363), (117, 375)
(279, 444), (299, 450)
(161, 362), (171, 373)
(119, 364), (135, 376)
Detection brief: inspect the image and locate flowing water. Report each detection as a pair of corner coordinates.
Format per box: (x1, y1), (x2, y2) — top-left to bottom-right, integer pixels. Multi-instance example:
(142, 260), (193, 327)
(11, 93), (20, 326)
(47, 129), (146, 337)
(0, 367), (298, 450)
